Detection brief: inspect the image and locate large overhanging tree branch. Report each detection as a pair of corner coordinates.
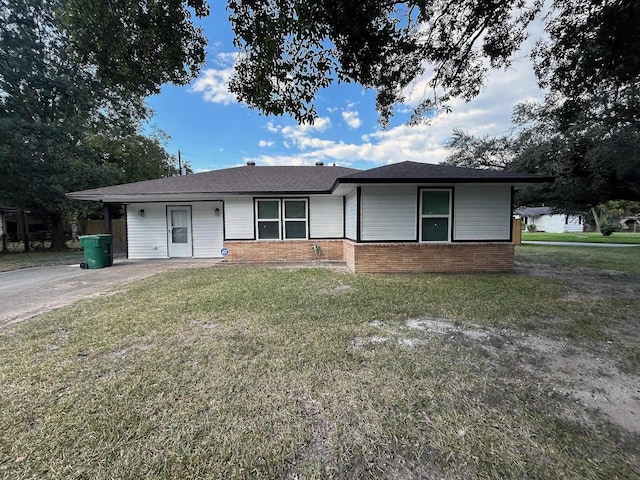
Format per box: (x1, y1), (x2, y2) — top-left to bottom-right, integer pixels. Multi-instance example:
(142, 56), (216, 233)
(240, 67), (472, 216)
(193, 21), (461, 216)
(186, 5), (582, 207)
(61, 0), (210, 96)
(227, 0), (542, 126)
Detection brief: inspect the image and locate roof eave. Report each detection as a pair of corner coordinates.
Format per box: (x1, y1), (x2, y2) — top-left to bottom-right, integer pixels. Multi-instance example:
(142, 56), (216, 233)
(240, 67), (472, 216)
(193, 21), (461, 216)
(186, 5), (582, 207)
(66, 189), (336, 203)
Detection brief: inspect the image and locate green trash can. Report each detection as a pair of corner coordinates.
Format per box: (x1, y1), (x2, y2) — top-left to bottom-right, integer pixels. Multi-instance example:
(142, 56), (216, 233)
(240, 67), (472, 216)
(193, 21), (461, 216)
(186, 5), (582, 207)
(79, 234), (113, 269)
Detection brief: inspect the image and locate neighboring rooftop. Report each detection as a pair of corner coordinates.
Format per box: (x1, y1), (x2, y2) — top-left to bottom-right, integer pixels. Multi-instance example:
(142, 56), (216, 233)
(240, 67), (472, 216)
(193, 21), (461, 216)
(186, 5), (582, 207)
(515, 207), (555, 216)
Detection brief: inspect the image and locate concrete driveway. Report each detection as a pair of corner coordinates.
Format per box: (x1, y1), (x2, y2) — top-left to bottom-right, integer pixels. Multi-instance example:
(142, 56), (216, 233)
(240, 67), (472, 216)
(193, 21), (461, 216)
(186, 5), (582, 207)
(0, 258), (222, 328)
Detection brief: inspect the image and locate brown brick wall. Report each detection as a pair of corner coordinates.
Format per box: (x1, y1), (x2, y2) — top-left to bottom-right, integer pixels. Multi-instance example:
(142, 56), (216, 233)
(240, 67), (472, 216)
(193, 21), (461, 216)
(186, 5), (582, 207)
(222, 239), (344, 263)
(343, 240), (355, 272)
(222, 239), (514, 273)
(346, 241), (514, 273)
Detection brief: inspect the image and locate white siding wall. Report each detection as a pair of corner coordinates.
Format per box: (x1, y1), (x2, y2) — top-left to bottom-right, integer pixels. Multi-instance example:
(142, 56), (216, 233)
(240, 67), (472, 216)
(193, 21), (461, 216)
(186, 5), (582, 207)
(453, 185), (511, 240)
(531, 214), (581, 233)
(192, 201), (224, 257)
(309, 196), (343, 238)
(127, 202), (224, 259)
(345, 189), (357, 240)
(361, 186), (417, 241)
(564, 215), (583, 233)
(224, 197), (254, 239)
(127, 203), (168, 259)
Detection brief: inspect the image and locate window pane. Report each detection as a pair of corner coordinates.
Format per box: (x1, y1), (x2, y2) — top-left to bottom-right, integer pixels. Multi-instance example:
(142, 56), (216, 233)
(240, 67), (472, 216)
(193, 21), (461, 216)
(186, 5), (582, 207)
(422, 191), (450, 215)
(422, 218), (449, 241)
(172, 227), (188, 243)
(171, 210), (188, 227)
(285, 200), (306, 219)
(285, 221), (306, 239)
(258, 221), (280, 239)
(258, 200), (279, 219)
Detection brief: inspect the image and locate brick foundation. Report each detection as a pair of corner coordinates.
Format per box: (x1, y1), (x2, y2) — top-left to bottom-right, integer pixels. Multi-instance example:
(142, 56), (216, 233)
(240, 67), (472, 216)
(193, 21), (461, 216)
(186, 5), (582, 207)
(222, 239), (345, 263)
(222, 239), (514, 273)
(344, 241), (514, 273)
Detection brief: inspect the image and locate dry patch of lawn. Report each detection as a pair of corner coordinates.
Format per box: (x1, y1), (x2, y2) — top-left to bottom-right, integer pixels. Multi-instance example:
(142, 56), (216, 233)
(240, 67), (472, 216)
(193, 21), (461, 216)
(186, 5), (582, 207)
(1, 262), (639, 479)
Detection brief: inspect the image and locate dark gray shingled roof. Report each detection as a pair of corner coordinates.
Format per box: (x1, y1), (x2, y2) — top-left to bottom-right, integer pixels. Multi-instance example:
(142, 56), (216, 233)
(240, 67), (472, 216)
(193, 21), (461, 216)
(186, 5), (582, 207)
(515, 206), (555, 216)
(337, 161), (553, 183)
(68, 165), (360, 197)
(67, 161), (552, 200)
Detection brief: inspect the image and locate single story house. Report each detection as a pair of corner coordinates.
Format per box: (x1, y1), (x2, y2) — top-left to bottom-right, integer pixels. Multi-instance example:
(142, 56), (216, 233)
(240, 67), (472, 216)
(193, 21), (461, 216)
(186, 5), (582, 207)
(67, 161), (551, 273)
(515, 207), (584, 233)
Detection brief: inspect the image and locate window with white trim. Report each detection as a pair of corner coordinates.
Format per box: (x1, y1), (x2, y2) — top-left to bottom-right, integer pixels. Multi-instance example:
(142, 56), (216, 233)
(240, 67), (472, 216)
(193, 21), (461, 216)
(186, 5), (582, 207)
(420, 189), (452, 242)
(255, 199), (308, 240)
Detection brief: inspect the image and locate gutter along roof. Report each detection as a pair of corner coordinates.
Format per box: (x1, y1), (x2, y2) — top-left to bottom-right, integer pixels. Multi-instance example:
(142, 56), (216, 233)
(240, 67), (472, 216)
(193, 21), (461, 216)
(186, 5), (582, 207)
(67, 161), (553, 203)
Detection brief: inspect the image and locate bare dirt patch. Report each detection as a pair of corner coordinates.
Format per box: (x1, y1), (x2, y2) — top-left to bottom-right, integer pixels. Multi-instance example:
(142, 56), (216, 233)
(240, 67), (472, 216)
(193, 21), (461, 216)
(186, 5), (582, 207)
(515, 261), (640, 300)
(364, 317), (640, 434)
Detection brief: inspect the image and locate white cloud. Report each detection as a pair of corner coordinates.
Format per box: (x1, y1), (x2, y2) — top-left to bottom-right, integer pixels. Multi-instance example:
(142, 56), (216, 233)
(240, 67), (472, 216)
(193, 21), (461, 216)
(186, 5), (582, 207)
(258, 140), (274, 147)
(342, 110), (362, 129)
(244, 18), (547, 168)
(213, 52), (238, 67)
(190, 52), (238, 104)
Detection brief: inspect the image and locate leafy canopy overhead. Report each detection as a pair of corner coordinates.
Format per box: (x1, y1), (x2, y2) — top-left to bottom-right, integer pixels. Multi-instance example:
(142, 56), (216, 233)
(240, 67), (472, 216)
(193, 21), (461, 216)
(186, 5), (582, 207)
(0, 0), (184, 249)
(61, 0), (210, 96)
(445, 0), (640, 210)
(228, 0), (541, 126)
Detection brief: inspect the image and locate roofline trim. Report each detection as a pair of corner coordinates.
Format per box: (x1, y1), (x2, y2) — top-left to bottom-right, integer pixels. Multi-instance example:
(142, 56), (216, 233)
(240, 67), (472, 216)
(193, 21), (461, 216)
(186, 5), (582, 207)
(333, 176), (554, 186)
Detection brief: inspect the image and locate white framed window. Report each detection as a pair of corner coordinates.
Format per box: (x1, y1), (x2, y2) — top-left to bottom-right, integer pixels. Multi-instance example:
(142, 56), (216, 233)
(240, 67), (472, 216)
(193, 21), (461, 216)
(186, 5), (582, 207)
(420, 189), (452, 242)
(283, 199), (308, 239)
(256, 199), (281, 239)
(255, 198), (308, 240)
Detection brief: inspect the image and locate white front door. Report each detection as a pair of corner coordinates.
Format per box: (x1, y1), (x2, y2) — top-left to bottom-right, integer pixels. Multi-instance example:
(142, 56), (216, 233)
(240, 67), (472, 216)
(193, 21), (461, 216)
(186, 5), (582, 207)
(167, 206), (193, 257)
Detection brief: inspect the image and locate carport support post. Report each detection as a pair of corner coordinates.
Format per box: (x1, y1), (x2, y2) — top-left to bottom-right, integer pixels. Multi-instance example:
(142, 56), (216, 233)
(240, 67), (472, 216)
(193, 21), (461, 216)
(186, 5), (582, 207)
(103, 204), (112, 234)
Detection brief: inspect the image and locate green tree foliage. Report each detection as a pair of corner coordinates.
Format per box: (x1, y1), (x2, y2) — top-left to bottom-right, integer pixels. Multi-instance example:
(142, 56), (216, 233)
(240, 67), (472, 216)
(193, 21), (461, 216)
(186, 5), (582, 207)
(0, 0), (182, 250)
(445, 0), (640, 211)
(61, 0), (210, 97)
(227, 0), (541, 126)
(445, 97), (640, 212)
(445, 130), (514, 171)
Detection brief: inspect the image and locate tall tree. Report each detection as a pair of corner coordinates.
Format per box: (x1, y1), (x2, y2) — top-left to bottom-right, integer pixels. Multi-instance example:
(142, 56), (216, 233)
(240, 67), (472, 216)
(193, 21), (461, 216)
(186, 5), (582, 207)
(0, 0), (181, 250)
(61, 0), (210, 97)
(444, 0), (640, 212)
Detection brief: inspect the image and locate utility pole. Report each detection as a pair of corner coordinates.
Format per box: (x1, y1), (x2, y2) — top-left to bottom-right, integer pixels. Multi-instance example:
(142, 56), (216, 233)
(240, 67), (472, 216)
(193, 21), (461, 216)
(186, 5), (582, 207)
(178, 150), (182, 176)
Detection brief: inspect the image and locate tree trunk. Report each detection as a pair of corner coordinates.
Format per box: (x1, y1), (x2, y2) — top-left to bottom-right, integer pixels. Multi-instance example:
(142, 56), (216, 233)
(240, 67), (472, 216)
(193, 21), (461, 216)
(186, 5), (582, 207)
(20, 208), (30, 252)
(591, 207), (601, 233)
(49, 212), (68, 251)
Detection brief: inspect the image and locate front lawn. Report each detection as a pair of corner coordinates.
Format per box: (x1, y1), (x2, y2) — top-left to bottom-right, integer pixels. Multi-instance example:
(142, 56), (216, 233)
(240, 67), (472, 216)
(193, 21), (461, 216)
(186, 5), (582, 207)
(0, 241), (84, 272)
(1, 255), (639, 478)
(0, 250), (84, 272)
(521, 231), (640, 244)
(516, 243), (640, 273)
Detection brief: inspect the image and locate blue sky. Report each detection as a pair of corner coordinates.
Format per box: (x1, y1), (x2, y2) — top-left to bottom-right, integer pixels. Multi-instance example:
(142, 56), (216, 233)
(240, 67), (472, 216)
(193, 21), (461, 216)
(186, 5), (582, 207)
(147, 3), (546, 173)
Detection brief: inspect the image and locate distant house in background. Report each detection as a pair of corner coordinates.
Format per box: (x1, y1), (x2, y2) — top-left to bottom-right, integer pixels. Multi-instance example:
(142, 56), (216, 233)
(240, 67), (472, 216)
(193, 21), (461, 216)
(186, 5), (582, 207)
(515, 207), (584, 233)
(68, 161), (551, 273)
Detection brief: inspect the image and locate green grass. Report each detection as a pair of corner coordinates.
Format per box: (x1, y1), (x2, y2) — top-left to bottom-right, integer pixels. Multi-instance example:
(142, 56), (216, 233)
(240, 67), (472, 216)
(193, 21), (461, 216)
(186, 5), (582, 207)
(516, 244), (640, 274)
(521, 231), (640, 244)
(0, 249), (85, 272)
(1, 261), (639, 479)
